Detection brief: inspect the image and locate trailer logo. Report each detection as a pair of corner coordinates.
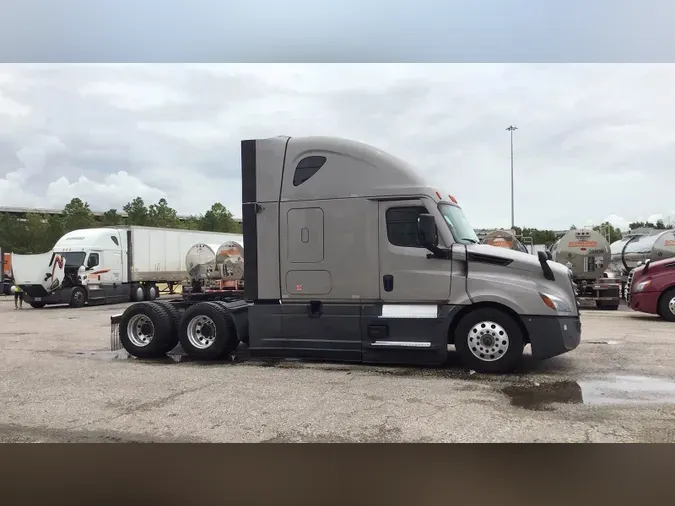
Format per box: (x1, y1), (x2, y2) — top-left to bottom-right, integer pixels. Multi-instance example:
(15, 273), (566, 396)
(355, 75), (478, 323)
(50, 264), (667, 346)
(568, 241), (598, 248)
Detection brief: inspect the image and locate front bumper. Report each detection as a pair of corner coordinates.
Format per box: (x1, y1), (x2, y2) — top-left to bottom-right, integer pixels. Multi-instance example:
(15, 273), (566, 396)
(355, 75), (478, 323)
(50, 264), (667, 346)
(523, 315), (582, 360)
(628, 291), (660, 315)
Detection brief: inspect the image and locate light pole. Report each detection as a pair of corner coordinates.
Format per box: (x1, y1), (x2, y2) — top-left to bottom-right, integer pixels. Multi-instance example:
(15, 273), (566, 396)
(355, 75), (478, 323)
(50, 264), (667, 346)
(506, 125), (518, 230)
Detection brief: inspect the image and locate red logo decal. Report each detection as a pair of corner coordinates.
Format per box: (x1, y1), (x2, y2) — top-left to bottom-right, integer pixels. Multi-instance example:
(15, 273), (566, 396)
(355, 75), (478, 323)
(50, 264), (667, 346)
(296, 285), (303, 291)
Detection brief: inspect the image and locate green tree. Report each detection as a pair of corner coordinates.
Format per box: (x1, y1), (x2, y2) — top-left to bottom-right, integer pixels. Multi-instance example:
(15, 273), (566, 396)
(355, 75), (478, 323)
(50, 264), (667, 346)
(199, 203), (239, 232)
(62, 198), (96, 231)
(123, 197), (149, 225)
(148, 198), (179, 228)
(593, 222), (622, 243)
(102, 209), (124, 226)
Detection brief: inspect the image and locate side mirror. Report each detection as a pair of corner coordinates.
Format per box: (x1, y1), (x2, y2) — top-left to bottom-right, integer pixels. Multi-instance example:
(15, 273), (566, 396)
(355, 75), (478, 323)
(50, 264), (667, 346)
(417, 214), (438, 249)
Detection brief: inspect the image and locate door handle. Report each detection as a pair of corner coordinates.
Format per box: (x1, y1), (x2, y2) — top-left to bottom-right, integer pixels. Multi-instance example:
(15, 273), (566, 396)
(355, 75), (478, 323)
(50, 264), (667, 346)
(383, 274), (394, 292)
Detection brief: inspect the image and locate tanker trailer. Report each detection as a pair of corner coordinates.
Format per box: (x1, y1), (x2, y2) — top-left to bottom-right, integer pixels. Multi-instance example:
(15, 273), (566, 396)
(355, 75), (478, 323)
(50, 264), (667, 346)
(621, 229), (675, 300)
(480, 229), (530, 254)
(550, 228), (621, 310)
(182, 236), (244, 296)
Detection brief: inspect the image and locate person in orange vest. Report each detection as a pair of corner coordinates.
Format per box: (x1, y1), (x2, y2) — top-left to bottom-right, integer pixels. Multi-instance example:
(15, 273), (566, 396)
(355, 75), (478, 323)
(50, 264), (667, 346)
(11, 284), (23, 309)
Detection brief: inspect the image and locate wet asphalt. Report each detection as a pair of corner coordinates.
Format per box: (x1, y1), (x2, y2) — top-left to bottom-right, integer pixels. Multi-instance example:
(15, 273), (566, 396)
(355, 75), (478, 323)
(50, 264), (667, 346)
(1, 296), (675, 442)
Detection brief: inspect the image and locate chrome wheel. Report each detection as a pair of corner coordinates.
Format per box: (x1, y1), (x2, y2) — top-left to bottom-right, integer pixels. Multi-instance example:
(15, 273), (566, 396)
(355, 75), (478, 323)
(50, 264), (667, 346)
(467, 321), (509, 362)
(73, 291), (84, 304)
(186, 315), (217, 350)
(127, 314), (155, 347)
(669, 296), (675, 317)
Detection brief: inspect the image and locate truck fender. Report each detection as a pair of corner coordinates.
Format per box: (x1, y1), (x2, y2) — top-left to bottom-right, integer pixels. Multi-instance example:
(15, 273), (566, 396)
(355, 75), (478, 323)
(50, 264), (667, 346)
(213, 300), (250, 344)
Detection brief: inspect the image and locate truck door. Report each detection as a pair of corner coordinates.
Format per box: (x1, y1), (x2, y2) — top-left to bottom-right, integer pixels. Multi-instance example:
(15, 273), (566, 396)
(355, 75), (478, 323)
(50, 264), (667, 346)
(378, 199), (452, 303)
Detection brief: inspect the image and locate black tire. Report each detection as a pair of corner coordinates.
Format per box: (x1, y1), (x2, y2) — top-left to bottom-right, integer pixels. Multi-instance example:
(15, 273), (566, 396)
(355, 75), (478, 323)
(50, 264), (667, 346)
(453, 307), (525, 373)
(178, 302), (239, 360)
(130, 284), (144, 302)
(144, 283), (158, 301)
(119, 302), (174, 359)
(658, 288), (675, 322)
(150, 300), (181, 352)
(29, 301), (46, 309)
(69, 287), (87, 308)
(210, 300), (247, 344)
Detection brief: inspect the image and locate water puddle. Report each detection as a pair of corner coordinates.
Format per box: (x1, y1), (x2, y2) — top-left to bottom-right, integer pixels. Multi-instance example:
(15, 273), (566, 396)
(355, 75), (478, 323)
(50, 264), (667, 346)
(502, 375), (675, 410)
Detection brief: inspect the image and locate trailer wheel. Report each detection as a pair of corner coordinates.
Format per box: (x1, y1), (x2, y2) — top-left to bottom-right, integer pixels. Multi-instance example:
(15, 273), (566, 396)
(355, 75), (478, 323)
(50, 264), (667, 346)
(144, 283), (158, 301)
(130, 284), (144, 302)
(453, 307), (525, 373)
(151, 300), (181, 352)
(29, 301), (46, 309)
(658, 288), (675, 322)
(69, 287), (87, 308)
(119, 303), (173, 359)
(178, 302), (239, 360)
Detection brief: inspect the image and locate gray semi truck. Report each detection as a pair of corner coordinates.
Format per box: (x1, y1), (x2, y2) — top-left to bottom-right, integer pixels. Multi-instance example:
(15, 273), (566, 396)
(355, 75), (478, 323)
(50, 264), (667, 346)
(112, 136), (581, 373)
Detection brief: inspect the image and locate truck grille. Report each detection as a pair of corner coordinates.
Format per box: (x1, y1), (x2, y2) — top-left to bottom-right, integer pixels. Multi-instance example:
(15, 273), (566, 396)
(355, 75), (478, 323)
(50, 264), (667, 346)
(625, 269), (635, 303)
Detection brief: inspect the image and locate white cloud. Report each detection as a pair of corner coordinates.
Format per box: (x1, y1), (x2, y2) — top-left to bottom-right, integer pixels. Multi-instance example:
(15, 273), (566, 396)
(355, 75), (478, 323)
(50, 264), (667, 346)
(1, 63), (675, 228)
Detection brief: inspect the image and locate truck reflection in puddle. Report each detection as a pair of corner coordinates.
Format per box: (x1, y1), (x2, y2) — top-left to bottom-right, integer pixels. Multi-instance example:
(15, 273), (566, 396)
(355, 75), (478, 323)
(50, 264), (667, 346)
(503, 375), (675, 410)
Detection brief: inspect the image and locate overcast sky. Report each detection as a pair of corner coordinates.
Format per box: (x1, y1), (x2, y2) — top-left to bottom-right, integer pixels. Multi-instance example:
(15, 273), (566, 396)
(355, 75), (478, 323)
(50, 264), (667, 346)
(0, 63), (674, 230)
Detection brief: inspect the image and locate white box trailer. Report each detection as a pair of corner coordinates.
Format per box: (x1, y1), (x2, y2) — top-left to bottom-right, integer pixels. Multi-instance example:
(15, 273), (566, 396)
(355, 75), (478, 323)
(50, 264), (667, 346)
(18, 226), (242, 308)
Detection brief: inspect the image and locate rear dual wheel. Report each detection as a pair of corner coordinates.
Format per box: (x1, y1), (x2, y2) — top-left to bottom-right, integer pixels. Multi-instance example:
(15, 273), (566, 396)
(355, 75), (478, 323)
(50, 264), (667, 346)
(178, 302), (239, 360)
(119, 302), (179, 358)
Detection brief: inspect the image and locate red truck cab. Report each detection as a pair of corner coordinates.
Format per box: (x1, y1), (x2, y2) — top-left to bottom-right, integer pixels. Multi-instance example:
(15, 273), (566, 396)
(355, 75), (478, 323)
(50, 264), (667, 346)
(627, 258), (675, 321)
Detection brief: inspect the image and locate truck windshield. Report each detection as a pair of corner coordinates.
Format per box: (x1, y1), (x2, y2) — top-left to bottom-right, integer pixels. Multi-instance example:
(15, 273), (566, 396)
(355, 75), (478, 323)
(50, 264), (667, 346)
(439, 204), (479, 245)
(56, 251), (86, 267)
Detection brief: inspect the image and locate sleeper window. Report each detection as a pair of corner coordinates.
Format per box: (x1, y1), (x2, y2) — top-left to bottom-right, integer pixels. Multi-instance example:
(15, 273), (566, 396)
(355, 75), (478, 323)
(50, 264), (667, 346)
(293, 156), (327, 186)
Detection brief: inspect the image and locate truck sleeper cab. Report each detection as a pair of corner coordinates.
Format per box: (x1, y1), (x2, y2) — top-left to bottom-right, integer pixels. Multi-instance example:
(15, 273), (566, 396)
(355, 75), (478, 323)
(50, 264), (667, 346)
(116, 136), (581, 373)
(626, 258), (675, 322)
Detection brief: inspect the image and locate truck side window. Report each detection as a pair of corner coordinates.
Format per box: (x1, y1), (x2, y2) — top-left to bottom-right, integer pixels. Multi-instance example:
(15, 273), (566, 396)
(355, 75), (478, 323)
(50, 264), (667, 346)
(386, 206), (428, 248)
(87, 253), (99, 269)
(110, 236), (119, 246)
(293, 156), (327, 186)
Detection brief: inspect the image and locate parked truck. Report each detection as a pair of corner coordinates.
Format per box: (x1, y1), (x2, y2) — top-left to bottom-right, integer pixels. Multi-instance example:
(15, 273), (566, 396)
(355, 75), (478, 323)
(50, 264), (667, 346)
(111, 135), (580, 373)
(549, 228), (621, 310)
(1, 248), (11, 295)
(625, 257), (675, 321)
(606, 228), (675, 296)
(15, 226), (242, 308)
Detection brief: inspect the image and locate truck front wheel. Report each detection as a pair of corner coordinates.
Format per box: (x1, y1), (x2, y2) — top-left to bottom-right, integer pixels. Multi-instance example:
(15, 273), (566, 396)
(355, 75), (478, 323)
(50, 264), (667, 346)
(658, 288), (675, 322)
(453, 307), (525, 373)
(178, 302), (239, 360)
(69, 287), (87, 308)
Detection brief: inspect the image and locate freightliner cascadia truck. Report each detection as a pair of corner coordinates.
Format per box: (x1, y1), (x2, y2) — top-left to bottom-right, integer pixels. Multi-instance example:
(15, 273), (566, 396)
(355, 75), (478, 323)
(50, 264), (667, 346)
(112, 136), (581, 373)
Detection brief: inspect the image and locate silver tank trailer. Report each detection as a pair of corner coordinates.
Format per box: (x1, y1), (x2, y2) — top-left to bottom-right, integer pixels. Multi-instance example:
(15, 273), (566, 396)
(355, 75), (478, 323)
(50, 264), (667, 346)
(480, 230), (529, 254)
(185, 243), (223, 281)
(609, 228), (675, 276)
(215, 240), (245, 282)
(550, 228), (620, 309)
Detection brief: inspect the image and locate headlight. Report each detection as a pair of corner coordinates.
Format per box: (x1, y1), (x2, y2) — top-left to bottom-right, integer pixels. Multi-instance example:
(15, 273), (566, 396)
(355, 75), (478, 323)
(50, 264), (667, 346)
(633, 280), (651, 293)
(539, 292), (573, 314)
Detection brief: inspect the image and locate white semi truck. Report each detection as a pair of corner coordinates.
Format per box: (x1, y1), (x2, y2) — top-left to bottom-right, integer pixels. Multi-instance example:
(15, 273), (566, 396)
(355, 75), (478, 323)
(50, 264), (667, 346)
(14, 226), (242, 308)
(111, 136), (581, 373)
